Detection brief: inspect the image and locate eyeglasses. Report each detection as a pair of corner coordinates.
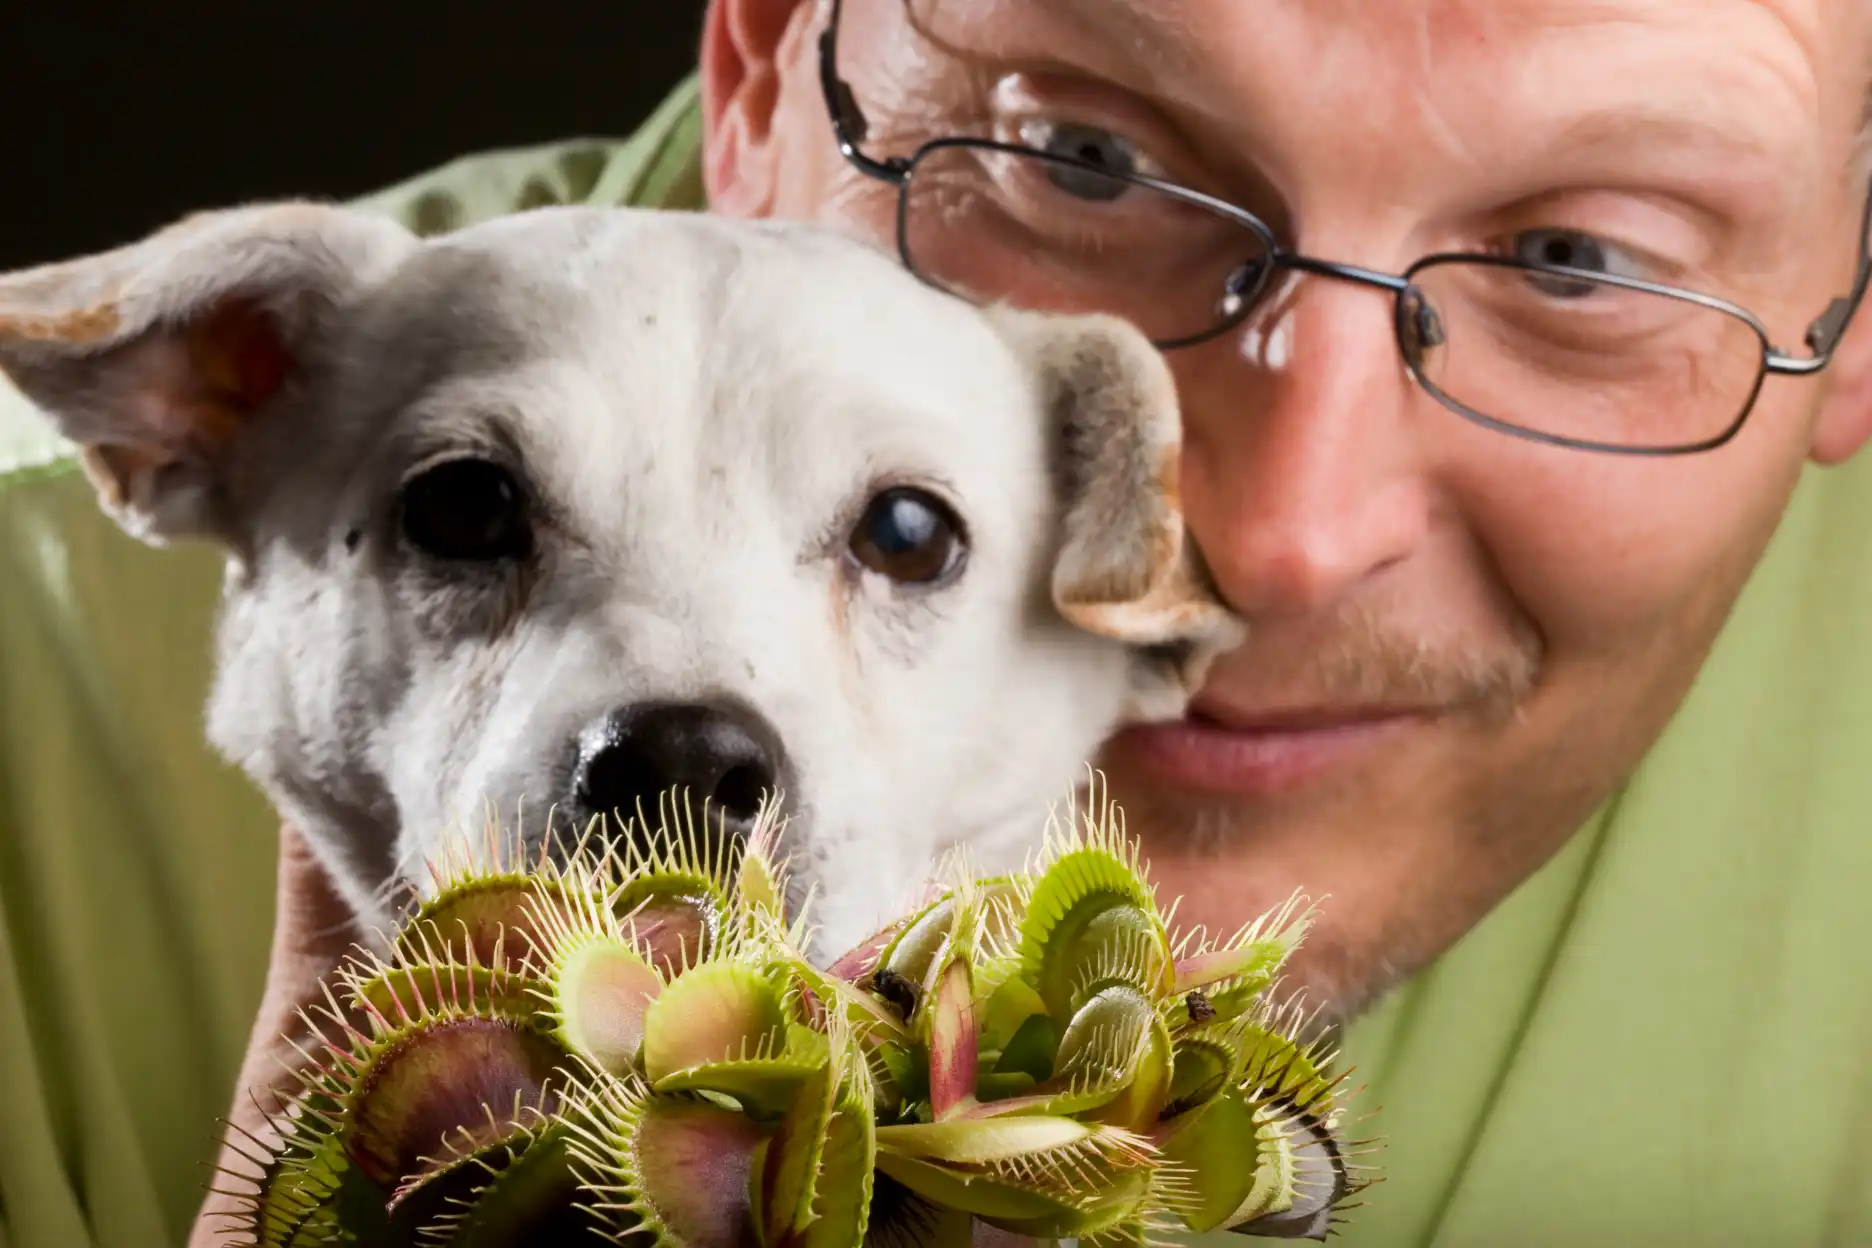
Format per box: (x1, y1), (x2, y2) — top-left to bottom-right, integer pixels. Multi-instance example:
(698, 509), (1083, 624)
(817, 0), (1872, 456)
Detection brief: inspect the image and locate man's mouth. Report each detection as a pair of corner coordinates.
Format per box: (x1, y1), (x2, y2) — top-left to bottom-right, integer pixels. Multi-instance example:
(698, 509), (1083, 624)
(1106, 699), (1436, 797)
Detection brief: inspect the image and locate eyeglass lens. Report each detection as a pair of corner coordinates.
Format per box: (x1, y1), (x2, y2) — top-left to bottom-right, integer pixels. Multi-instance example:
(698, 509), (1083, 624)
(898, 141), (1767, 450)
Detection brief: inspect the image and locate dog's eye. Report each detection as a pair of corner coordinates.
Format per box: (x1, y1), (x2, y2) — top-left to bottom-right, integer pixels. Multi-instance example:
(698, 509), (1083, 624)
(848, 488), (965, 584)
(400, 458), (533, 562)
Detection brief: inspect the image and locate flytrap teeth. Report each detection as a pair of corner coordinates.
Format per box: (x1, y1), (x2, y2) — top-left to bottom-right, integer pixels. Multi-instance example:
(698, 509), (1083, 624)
(216, 778), (1377, 1244)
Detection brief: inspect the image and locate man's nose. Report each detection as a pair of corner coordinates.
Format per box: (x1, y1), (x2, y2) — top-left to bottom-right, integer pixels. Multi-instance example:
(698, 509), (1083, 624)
(1180, 273), (1434, 617)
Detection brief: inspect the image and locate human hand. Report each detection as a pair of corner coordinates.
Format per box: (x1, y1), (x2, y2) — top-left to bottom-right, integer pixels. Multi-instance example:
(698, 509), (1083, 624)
(188, 823), (361, 1248)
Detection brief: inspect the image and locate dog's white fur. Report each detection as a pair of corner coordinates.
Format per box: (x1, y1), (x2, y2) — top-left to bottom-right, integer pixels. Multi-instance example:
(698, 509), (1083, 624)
(0, 203), (1241, 956)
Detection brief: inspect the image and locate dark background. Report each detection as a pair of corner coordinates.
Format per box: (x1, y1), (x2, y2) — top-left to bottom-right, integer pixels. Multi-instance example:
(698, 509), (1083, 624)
(0, 7), (706, 271)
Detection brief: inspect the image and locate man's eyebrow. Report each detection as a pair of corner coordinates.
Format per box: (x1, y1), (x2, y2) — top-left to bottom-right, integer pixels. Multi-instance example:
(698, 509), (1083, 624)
(1519, 99), (1818, 224)
(1545, 106), (1786, 167)
(1046, 0), (1202, 76)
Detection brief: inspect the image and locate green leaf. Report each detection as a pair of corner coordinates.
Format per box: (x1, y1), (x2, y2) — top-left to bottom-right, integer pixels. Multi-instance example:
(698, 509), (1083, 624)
(1054, 986), (1173, 1131)
(924, 956), (978, 1120)
(568, 1079), (771, 1247)
(975, 968), (1047, 1055)
(1079, 1216), (1156, 1247)
(641, 961), (789, 1083)
(1169, 901), (1314, 1027)
(342, 1016), (573, 1189)
(551, 938), (663, 1077)
(398, 877), (576, 970)
(1172, 939), (1293, 1000)
(872, 1151), (1089, 1225)
(877, 1133), (1157, 1241)
(346, 957), (541, 1030)
(759, 1012), (880, 1248)
(973, 1071), (1036, 1103)
(735, 817), (788, 926)
(1229, 1107), (1349, 1241)
(876, 1116), (1108, 1166)
(1162, 1036), (1236, 1119)
(877, 1041), (922, 1109)
(1218, 1099), (1295, 1232)
(1230, 1021), (1342, 1119)
(243, 1131), (390, 1248)
(981, 1166), (1156, 1241)
(881, 896), (956, 993)
(388, 1119), (593, 1244)
(620, 892), (725, 979)
(603, 800), (743, 976)
(654, 1055), (825, 1120)
(442, 1126), (596, 1246)
(1019, 858), (1168, 1018)
(767, 948), (912, 1048)
(826, 914), (914, 984)
(755, 1064), (836, 1246)
(799, 1103), (877, 1247)
(1155, 1090), (1262, 1232)
(860, 1174), (974, 1248)
(989, 1012), (1058, 1085)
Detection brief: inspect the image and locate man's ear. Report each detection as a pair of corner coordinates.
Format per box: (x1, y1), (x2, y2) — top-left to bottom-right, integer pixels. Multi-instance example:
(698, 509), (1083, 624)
(990, 306), (1248, 721)
(1812, 294), (1872, 464)
(0, 201), (416, 546)
(700, 0), (820, 218)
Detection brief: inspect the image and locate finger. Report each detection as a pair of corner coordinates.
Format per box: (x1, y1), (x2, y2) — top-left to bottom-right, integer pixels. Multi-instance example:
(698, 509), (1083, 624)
(190, 823), (362, 1246)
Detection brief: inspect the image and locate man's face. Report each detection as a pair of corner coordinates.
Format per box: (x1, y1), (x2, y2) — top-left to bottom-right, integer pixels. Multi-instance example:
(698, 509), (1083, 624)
(705, 0), (1872, 1021)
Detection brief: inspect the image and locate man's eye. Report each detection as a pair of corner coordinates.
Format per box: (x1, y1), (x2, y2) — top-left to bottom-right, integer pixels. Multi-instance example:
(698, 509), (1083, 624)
(1019, 119), (1146, 202)
(1512, 229), (1648, 298)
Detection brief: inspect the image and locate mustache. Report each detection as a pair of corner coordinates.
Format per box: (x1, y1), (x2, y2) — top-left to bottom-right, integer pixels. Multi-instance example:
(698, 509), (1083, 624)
(1218, 599), (1545, 717)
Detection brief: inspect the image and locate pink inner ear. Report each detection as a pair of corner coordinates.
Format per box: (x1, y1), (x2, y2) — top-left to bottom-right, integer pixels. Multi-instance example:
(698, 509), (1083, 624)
(81, 297), (297, 498)
(189, 297), (292, 412)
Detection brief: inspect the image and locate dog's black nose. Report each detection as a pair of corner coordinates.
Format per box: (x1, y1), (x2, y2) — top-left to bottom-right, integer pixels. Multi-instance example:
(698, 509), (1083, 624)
(571, 700), (786, 837)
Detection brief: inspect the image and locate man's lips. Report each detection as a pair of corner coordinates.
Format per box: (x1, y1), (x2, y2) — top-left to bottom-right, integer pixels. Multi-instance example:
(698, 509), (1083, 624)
(1107, 701), (1435, 797)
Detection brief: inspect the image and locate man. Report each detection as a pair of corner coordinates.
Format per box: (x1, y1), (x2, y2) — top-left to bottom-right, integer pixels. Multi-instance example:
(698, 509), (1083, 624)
(2, 1), (1869, 1244)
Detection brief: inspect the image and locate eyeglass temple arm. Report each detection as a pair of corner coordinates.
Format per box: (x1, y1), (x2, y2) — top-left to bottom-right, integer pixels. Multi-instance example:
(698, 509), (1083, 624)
(818, 0), (910, 183)
(1774, 172), (1872, 374)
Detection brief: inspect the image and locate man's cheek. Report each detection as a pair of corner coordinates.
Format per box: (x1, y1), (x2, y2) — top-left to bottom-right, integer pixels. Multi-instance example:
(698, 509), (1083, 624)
(1459, 456), (1773, 649)
(805, 170), (899, 247)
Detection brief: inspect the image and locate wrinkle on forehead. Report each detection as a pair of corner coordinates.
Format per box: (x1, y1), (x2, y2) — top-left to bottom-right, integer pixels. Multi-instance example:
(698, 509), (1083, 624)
(1403, 2), (1828, 141)
(1402, 6), (1490, 177)
(907, 0), (1203, 80)
(1852, 0), (1872, 162)
(920, 0), (1864, 155)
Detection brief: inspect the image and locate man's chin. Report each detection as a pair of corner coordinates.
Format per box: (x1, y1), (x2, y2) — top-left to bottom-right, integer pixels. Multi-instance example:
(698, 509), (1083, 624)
(1091, 739), (1426, 1031)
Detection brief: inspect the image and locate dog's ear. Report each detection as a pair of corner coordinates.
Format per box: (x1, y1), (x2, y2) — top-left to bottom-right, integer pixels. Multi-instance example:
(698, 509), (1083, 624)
(991, 306), (1247, 720)
(0, 201), (416, 546)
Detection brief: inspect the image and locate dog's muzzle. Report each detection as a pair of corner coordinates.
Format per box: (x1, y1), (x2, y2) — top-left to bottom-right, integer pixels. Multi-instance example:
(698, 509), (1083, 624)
(566, 698), (789, 845)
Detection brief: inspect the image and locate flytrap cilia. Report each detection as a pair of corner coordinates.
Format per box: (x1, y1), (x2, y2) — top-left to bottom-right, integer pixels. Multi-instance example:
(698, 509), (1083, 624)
(211, 774), (1379, 1246)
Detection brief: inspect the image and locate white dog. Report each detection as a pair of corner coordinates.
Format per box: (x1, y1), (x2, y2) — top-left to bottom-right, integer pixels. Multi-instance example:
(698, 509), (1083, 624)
(0, 203), (1241, 956)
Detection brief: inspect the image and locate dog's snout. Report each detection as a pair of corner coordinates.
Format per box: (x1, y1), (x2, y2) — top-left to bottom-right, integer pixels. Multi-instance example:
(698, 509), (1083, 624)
(571, 700), (786, 835)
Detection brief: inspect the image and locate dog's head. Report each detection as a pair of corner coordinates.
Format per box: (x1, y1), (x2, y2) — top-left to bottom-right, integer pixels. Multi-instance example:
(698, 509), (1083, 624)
(0, 203), (1241, 951)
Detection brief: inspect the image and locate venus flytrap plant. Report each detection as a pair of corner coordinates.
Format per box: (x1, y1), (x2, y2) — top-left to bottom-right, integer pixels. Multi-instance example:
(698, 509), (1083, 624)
(214, 781), (1376, 1246)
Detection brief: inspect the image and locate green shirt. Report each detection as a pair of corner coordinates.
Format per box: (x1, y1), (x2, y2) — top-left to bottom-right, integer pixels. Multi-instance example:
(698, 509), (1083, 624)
(2, 74), (1867, 1247)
